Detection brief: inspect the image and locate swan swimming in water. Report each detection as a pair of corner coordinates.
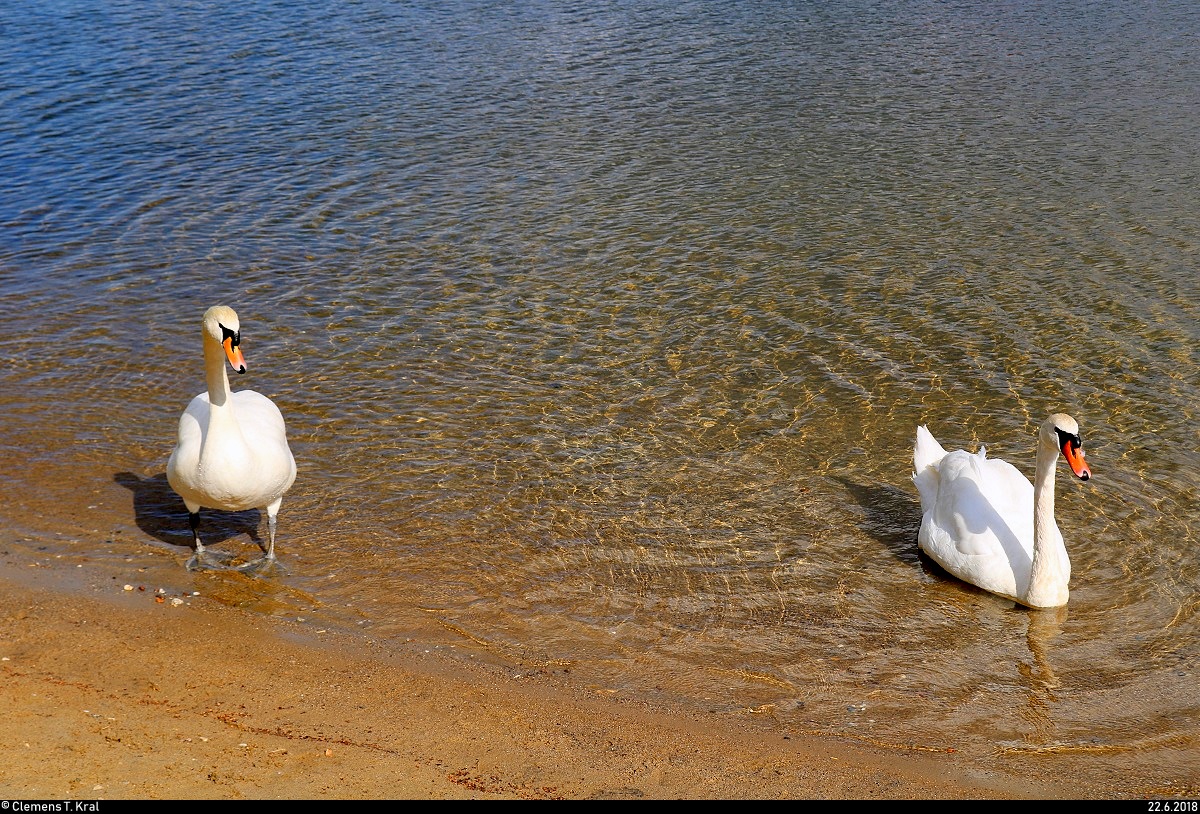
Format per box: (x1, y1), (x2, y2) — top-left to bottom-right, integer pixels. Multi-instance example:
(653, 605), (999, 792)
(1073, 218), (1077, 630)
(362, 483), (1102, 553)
(912, 413), (1092, 608)
(166, 305), (296, 572)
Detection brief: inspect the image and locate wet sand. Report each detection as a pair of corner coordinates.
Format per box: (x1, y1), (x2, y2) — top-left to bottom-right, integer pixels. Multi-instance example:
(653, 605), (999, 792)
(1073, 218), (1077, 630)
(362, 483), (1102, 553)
(0, 461), (1177, 800)
(0, 568), (1061, 800)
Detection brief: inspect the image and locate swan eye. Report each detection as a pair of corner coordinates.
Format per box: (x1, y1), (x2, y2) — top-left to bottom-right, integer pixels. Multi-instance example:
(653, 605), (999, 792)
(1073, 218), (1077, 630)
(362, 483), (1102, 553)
(219, 323), (241, 348)
(1054, 427), (1082, 453)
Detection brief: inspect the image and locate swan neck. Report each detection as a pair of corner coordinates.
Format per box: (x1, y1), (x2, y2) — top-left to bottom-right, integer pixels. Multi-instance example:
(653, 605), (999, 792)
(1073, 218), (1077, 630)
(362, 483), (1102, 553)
(1026, 439), (1068, 606)
(203, 336), (232, 407)
(1032, 441), (1058, 543)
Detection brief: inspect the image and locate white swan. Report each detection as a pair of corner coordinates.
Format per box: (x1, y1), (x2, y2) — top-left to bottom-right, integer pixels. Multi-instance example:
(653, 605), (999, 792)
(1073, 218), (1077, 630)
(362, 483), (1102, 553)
(167, 305), (296, 572)
(912, 413), (1092, 608)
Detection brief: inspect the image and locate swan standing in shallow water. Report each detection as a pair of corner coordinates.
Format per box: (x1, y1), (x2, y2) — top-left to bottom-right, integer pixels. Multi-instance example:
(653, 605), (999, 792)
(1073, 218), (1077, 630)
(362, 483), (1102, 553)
(167, 305), (296, 572)
(912, 413), (1092, 608)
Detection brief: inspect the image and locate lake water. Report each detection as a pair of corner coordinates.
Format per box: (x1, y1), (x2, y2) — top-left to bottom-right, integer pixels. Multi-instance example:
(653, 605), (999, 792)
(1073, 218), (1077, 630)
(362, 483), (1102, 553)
(2, 0), (1198, 794)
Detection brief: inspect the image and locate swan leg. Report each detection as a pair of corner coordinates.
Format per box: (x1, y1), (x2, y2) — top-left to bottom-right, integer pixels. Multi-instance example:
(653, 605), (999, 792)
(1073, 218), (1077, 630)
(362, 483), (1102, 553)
(265, 514), (278, 560)
(184, 511), (234, 572)
(237, 507), (284, 576)
(185, 512), (207, 571)
(189, 511), (204, 552)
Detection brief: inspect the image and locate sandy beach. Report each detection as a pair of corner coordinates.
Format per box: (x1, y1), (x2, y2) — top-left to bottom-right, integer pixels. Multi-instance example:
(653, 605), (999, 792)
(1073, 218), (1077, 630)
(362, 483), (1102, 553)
(0, 569), (1028, 800)
(0, 532), (1175, 802)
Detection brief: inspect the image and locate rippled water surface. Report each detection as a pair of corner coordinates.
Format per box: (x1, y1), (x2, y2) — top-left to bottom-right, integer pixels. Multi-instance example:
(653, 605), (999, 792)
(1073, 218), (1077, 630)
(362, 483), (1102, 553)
(2, 0), (1198, 790)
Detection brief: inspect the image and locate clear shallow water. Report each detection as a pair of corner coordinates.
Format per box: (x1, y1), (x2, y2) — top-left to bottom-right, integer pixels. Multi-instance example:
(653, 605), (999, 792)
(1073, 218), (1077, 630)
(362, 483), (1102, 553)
(2, 0), (1198, 790)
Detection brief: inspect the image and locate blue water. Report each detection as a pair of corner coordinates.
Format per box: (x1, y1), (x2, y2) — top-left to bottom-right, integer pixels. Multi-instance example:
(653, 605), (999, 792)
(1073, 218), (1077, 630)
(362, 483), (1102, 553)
(2, 0), (1198, 795)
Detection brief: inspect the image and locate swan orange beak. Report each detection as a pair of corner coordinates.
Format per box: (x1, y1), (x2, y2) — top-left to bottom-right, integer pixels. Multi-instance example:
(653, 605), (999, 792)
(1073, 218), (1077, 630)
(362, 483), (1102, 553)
(1062, 441), (1091, 481)
(223, 337), (247, 374)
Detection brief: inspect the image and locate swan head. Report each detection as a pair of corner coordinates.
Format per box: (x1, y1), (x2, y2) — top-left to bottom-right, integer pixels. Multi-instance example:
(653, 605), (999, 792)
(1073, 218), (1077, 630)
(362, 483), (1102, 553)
(203, 305), (247, 375)
(1042, 413), (1091, 481)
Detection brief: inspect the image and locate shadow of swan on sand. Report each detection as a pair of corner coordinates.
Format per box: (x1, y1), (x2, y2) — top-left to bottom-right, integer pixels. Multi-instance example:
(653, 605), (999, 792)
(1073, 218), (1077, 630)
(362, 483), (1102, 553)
(113, 471), (264, 557)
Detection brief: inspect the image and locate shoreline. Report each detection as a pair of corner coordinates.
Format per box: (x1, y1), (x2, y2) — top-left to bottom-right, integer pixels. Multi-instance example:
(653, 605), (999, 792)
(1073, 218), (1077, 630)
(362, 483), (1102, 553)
(0, 550), (1155, 801)
(0, 459), (1187, 800)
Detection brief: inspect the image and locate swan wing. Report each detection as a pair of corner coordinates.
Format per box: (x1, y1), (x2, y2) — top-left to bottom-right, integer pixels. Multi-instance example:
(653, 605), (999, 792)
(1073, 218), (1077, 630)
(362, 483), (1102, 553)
(917, 447), (1034, 600)
(230, 389), (297, 500)
(166, 394), (211, 510)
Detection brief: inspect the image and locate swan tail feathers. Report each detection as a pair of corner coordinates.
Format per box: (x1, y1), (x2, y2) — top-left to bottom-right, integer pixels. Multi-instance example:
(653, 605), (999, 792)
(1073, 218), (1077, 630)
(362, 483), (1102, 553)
(913, 424), (947, 474)
(912, 424), (947, 512)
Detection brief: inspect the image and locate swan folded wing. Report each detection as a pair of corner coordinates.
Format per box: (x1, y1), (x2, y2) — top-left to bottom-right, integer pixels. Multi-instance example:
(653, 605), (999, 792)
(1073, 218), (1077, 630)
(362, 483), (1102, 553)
(171, 397), (207, 460)
(918, 449), (1035, 599)
(230, 390), (289, 440)
(166, 397), (209, 504)
(229, 390), (297, 495)
(920, 518), (1022, 600)
(931, 451), (1034, 552)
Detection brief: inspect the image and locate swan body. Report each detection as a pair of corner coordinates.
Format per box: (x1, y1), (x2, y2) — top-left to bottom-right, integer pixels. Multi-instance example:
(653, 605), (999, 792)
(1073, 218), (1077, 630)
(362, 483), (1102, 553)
(912, 413), (1091, 608)
(167, 305), (296, 571)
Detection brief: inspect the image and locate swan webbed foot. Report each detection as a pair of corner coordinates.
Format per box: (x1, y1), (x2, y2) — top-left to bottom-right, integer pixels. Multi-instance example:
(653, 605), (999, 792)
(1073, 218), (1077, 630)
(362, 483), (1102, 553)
(236, 555), (287, 577)
(186, 547), (236, 572)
